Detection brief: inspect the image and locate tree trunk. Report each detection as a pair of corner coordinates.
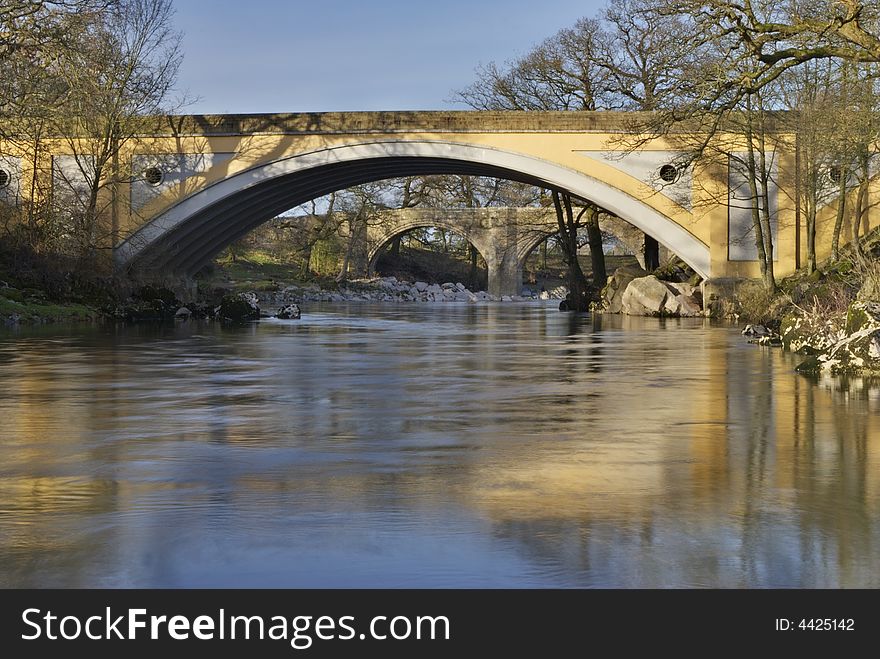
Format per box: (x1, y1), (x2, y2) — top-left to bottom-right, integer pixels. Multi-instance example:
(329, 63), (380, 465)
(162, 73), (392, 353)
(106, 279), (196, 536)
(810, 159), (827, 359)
(337, 214), (359, 282)
(831, 166), (848, 261)
(743, 100), (775, 293)
(643, 234), (660, 271)
(469, 244), (478, 290)
(299, 244), (312, 277)
(804, 162), (817, 274)
(799, 139), (818, 275)
(585, 205), (606, 285)
(757, 128), (777, 294)
(389, 235), (401, 257)
(853, 151), (870, 264)
(552, 191), (590, 311)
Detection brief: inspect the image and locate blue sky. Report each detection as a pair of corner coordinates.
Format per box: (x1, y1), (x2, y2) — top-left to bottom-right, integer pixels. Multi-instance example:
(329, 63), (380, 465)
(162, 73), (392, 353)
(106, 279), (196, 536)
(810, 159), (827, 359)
(173, 0), (604, 114)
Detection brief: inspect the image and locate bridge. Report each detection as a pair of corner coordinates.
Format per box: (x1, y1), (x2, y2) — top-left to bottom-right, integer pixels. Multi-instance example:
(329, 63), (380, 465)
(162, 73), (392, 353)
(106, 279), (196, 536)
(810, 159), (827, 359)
(354, 207), (663, 297)
(0, 111), (873, 294)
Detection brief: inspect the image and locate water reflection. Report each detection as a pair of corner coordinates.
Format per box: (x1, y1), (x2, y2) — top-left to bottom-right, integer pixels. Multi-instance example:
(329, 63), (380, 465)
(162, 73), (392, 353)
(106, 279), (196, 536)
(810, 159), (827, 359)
(0, 304), (877, 587)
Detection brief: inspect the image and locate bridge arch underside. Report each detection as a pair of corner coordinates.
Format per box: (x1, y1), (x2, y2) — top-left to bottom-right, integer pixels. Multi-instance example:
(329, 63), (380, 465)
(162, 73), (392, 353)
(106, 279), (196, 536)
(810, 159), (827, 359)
(515, 215), (669, 268)
(367, 221), (491, 274)
(118, 142), (711, 281)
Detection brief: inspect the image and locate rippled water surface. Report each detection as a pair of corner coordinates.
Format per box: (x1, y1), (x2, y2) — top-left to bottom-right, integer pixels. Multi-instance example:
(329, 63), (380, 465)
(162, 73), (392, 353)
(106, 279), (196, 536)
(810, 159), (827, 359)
(1, 303), (878, 587)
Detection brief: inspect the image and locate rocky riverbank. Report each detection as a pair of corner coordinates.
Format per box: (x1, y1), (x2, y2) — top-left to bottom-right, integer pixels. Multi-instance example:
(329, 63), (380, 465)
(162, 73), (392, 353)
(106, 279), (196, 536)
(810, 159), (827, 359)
(782, 301), (880, 376)
(732, 245), (880, 376)
(260, 277), (567, 306)
(2, 274), (568, 326)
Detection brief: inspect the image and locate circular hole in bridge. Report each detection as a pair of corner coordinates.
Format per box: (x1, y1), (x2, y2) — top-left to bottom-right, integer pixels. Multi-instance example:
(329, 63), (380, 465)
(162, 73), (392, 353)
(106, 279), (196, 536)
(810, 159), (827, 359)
(827, 165), (842, 184)
(659, 164), (679, 183)
(144, 166), (164, 186)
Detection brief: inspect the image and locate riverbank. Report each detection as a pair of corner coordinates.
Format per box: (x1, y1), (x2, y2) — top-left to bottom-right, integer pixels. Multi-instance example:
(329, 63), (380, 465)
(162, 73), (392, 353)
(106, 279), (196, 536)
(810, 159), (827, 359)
(0, 273), (565, 327)
(731, 233), (880, 376)
(0, 288), (99, 325)
(258, 276), (567, 306)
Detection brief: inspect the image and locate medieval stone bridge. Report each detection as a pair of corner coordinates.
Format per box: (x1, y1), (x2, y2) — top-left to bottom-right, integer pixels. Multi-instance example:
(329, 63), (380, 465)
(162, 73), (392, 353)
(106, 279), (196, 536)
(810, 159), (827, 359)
(0, 110), (874, 292)
(352, 207), (663, 296)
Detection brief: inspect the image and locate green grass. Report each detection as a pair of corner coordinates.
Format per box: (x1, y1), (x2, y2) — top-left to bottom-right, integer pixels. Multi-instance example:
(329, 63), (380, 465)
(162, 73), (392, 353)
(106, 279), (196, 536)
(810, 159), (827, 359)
(0, 294), (97, 324)
(209, 252), (308, 290)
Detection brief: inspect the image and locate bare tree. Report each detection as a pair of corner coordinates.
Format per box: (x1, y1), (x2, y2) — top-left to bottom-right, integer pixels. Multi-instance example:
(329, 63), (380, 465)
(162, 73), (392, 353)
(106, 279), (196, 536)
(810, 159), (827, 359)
(782, 58), (843, 273)
(654, 0), (880, 98)
(49, 0), (183, 258)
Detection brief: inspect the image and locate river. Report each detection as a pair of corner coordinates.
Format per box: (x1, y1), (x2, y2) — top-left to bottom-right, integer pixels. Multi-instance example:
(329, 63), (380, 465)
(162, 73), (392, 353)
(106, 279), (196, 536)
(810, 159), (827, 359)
(1, 303), (878, 587)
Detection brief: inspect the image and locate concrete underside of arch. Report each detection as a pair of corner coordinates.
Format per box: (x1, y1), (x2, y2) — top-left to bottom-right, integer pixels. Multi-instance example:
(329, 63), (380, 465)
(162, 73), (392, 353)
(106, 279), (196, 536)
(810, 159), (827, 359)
(116, 141), (712, 286)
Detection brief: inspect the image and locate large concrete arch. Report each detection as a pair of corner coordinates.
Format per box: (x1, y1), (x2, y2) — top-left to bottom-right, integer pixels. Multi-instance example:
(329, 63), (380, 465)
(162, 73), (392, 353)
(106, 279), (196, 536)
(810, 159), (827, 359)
(116, 141), (712, 279)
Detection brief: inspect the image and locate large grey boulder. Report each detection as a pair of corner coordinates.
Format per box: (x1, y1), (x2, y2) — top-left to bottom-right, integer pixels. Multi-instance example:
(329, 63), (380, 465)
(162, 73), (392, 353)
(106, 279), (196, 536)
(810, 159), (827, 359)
(601, 265), (648, 313)
(621, 275), (673, 315)
(620, 275), (703, 317)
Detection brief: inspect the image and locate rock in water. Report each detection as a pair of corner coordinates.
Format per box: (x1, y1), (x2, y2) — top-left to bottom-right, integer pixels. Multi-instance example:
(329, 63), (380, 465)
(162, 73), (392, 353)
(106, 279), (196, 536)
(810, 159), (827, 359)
(216, 292), (260, 322)
(601, 265), (648, 313)
(620, 275), (673, 315)
(617, 274), (703, 317)
(276, 304), (301, 320)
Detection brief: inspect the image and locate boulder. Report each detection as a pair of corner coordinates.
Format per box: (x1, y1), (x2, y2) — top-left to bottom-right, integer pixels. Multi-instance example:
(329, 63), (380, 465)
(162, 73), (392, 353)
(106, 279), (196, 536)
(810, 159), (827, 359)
(276, 304), (301, 320)
(618, 274), (703, 317)
(664, 293), (703, 317)
(601, 265), (648, 313)
(216, 292), (260, 322)
(415, 281), (429, 292)
(779, 312), (842, 354)
(174, 306), (192, 320)
(667, 281), (696, 299)
(620, 275), (673, 315)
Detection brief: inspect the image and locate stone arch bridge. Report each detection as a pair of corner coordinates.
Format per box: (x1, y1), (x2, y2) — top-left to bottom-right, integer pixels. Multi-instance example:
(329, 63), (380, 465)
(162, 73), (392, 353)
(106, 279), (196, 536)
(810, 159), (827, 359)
(352, 207), (661, 296)
(1, 111), (875, 293)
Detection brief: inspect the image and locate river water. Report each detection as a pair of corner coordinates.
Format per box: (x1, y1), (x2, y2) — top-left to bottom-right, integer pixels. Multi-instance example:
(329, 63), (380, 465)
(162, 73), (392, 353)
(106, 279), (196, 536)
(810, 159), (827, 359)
(0, 303), (877, 588)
